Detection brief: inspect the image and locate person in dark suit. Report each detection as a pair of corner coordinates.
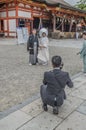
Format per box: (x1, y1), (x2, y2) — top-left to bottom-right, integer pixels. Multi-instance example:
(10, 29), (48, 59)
(40, 56), (73, 114)
(27, 29), (39, 65)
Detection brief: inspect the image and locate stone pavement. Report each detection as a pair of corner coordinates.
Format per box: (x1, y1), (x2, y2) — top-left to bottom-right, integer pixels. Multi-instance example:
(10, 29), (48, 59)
(0, 38), (83, 112)
(0, 38), (17, 45)
(0, 73), (86, 130)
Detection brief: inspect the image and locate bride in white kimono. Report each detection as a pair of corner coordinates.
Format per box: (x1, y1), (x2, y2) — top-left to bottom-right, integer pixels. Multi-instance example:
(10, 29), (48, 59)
(38, 30), (49, 65)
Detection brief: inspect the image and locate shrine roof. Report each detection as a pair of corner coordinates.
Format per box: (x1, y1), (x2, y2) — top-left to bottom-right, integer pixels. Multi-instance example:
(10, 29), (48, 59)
(0, 0), (86, 14)
(32, 0), (86, 14)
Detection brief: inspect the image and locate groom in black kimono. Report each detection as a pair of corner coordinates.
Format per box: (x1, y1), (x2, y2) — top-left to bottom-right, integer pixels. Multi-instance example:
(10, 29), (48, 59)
(27, 29), (39, 65)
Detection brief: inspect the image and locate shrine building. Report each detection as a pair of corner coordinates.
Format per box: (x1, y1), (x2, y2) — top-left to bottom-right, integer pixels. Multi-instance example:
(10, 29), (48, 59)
(0, 0), (86, 37)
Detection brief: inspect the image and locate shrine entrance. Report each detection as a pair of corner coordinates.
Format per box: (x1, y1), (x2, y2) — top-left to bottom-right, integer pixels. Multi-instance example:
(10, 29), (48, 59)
(1, 20), (4, 31)
(33, 17), (40, 29)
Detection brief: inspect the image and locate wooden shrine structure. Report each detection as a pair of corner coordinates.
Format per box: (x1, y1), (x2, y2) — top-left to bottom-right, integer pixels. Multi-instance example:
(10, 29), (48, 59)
(0, 0), (86, 37)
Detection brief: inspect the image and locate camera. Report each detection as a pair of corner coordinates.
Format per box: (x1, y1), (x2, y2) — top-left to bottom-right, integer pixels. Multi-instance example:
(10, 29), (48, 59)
(60, 62), (64, 70)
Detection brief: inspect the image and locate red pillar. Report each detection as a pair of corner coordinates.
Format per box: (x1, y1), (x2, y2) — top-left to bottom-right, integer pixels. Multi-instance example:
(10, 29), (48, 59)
(6, 3), (9, 37)
(15, 0), (18, 37)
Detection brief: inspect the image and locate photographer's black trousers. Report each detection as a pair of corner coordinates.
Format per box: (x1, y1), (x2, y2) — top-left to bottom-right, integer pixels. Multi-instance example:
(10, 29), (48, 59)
(40, 85), (65, 107)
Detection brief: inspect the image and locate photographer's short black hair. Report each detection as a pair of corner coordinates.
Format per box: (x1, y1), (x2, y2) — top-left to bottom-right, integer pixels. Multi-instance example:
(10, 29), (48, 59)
(52, 56), (62, 67)
(83, 31), (86, 35)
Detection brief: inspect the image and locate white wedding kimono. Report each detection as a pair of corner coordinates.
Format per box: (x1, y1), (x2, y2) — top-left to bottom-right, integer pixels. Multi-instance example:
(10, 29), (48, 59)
(38, 37), (49, 64)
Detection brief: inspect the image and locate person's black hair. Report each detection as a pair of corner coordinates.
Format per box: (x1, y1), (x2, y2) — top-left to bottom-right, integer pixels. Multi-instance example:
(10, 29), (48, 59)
(42, 32), (46, 35)
(31, 28), (37, 35)
(52, 56), (62, 67)
(83, 31), (86, 35)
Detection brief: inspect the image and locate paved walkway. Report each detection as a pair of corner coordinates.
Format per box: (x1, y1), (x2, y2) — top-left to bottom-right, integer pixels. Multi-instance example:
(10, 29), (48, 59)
(0, 38), (83, 48)
(0, 38), (17, 45)
(0, 38), (83, 112)
(0, 73), (86, 130)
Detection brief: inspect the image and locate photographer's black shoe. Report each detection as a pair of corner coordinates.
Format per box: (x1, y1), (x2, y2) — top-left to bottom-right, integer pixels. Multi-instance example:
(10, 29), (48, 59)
(43, 104), (48, 111)
(53, 106), (59, 114)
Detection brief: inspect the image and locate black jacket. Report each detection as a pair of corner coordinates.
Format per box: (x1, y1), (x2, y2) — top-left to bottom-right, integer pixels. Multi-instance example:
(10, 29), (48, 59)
(43, 69), (73, 95)
(41, 69), (73, 106)
(27, 34), (39, 54)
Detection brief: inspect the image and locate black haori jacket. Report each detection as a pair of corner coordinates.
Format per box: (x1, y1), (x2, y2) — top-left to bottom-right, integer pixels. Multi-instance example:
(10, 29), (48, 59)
(27, 34), (39, 54)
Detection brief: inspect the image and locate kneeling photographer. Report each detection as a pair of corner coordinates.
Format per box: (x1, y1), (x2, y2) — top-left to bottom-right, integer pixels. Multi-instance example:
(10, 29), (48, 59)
(40, 55), (73, 114)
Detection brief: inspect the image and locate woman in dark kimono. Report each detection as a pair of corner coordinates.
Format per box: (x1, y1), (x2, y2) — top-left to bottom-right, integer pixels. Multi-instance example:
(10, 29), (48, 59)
(27, 29), (39, 65)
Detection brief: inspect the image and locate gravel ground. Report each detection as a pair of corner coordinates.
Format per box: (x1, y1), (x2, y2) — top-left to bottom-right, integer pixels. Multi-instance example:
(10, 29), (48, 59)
(0, 39), (83, 111)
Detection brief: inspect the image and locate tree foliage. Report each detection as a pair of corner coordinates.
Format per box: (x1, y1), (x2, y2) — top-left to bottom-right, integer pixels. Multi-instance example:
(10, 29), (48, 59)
(75, 0), (86, 10)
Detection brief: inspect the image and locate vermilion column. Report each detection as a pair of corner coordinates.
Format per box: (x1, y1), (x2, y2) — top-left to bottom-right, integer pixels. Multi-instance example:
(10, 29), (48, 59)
(15, 0), (18, 37)
(6, 3), (9, 37)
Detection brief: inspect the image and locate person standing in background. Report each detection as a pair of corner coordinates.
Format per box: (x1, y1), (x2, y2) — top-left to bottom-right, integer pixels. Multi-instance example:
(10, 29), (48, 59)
(76, 23), (81, 40)
(27, 29), (39, 65)
(79, 31), (86, 75)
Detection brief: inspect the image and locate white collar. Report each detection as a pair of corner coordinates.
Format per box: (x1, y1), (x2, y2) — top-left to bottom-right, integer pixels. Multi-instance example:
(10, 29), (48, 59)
(54, 67), (60, 70)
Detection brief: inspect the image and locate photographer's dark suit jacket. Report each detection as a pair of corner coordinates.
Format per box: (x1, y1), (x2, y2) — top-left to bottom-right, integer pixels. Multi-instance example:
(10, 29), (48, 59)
(40, 68), (73, 106)
(27, 34), (39, 54)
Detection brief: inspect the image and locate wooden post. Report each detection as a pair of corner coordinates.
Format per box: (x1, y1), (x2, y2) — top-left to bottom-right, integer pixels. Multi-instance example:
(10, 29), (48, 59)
(0, 20), (1, 31)
(15, 0), (18, 37)
(6, 3), (9, 37)
(38, 17), (42, 29)
(62, 19), (64, 32)
(31, 6), (33, 32)
(69, 18), (73, 32)
(53, 14), (56, 32)
(39, 13), (42, 30)
(16, 6), (18, 27)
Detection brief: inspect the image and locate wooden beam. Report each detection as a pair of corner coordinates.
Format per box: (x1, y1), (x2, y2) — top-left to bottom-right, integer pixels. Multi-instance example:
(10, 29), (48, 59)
(0, 0), (13, 4)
